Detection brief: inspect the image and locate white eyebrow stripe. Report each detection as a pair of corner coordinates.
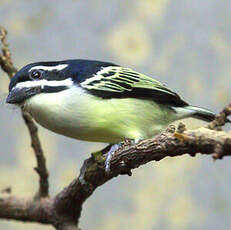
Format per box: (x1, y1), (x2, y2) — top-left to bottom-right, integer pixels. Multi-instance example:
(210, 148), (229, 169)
(29, 64), (68, 72)
(14, 78), (73, 90)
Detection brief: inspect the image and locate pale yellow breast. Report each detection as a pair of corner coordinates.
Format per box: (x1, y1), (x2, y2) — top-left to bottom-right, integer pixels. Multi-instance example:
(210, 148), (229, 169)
(24, 87), (176, 143)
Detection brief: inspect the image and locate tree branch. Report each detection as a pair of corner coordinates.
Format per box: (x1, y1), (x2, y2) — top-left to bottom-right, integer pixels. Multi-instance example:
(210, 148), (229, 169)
(53, 123), (231, 221)
(207, 101), (231, 130)
(0, 26), (49, 198)
(0, 196), (53, 224)
(22, 112), (49, 198)
(1, 123), (231, 229)
(0, 27), (17, 77)
(1, 27), (231, 230)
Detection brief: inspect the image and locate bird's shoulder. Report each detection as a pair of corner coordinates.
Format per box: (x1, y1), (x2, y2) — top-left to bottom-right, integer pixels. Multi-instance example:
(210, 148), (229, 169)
(64, 59), (118, 83)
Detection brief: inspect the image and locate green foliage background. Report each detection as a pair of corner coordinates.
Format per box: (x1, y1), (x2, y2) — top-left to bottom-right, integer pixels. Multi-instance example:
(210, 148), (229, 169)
(1, 1), (231, 229)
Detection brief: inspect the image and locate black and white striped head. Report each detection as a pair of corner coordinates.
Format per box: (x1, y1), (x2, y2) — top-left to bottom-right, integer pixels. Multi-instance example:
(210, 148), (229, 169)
(6, 59), (117, 104)
(6, 61), (74, 104)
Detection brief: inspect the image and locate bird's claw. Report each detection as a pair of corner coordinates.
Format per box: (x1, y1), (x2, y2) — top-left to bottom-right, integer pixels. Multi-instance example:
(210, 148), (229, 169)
(105, 143), (121, 173)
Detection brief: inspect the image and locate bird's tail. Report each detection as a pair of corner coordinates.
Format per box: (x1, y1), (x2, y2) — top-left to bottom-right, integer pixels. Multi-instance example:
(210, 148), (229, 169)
(172, 105), (230, 129)
(186, 105), (215, 122)
(173, 105), (215, 122)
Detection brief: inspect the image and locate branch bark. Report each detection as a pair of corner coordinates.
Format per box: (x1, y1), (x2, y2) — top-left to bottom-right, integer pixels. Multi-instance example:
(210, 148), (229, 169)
(0, 26), (231, 230)
(1, 125), (231, 229)
(0, 26), (49, 198)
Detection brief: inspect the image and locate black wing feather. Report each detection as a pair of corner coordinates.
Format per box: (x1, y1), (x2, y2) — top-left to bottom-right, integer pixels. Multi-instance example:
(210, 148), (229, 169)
(80, 65), (188, 107)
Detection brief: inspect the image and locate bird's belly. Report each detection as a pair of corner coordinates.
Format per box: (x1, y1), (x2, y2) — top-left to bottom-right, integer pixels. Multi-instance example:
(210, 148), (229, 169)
(24, 88), (175, 143)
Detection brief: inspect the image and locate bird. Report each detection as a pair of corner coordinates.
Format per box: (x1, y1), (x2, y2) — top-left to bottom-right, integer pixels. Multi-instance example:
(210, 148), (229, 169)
(6, 59), (215, 171)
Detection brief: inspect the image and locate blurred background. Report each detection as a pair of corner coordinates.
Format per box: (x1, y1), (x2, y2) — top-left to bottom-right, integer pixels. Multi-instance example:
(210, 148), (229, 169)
(1, 0), (231, 229)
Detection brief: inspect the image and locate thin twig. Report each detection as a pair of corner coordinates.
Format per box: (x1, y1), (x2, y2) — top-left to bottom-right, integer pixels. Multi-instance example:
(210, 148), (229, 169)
(0, 26), (49, 198)
(0, 27), (17, 77)
(207, 102), (231, 130)
(22, 111), (49, 198)
(1, 186), (11, 194)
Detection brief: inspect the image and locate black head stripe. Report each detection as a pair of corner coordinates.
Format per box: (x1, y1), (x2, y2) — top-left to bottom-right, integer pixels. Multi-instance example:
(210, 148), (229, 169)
(41, 85), (69, 93)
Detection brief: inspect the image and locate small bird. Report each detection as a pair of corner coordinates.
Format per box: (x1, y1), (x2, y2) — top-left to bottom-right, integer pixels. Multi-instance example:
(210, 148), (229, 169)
(6, 59), (215, 171)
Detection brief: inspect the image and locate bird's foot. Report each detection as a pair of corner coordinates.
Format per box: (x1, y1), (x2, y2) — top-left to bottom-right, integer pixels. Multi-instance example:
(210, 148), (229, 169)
(104, 139), (141, 174)
(105, 143), (121, 173)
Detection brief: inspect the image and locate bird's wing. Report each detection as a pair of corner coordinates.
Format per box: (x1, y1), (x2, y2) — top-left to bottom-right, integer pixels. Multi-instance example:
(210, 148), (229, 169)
(80, 66), (188, 107)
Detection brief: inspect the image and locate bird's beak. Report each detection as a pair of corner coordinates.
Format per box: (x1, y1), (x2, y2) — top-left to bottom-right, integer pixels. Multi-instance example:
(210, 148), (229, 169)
(6, 86), (41, 104)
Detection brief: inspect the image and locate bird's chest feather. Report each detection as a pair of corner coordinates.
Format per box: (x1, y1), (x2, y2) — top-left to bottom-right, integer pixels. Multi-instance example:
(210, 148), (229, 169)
(24, 87), (174, 143)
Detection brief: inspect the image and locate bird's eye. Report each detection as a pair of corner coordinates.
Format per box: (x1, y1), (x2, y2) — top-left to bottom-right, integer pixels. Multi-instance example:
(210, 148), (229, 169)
(29, 70), (42, 80)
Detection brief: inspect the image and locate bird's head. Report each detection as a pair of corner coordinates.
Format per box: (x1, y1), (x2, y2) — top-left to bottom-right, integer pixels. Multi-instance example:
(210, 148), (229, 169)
(6, 61), (76, 105)
(6, 59), (118, 106)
